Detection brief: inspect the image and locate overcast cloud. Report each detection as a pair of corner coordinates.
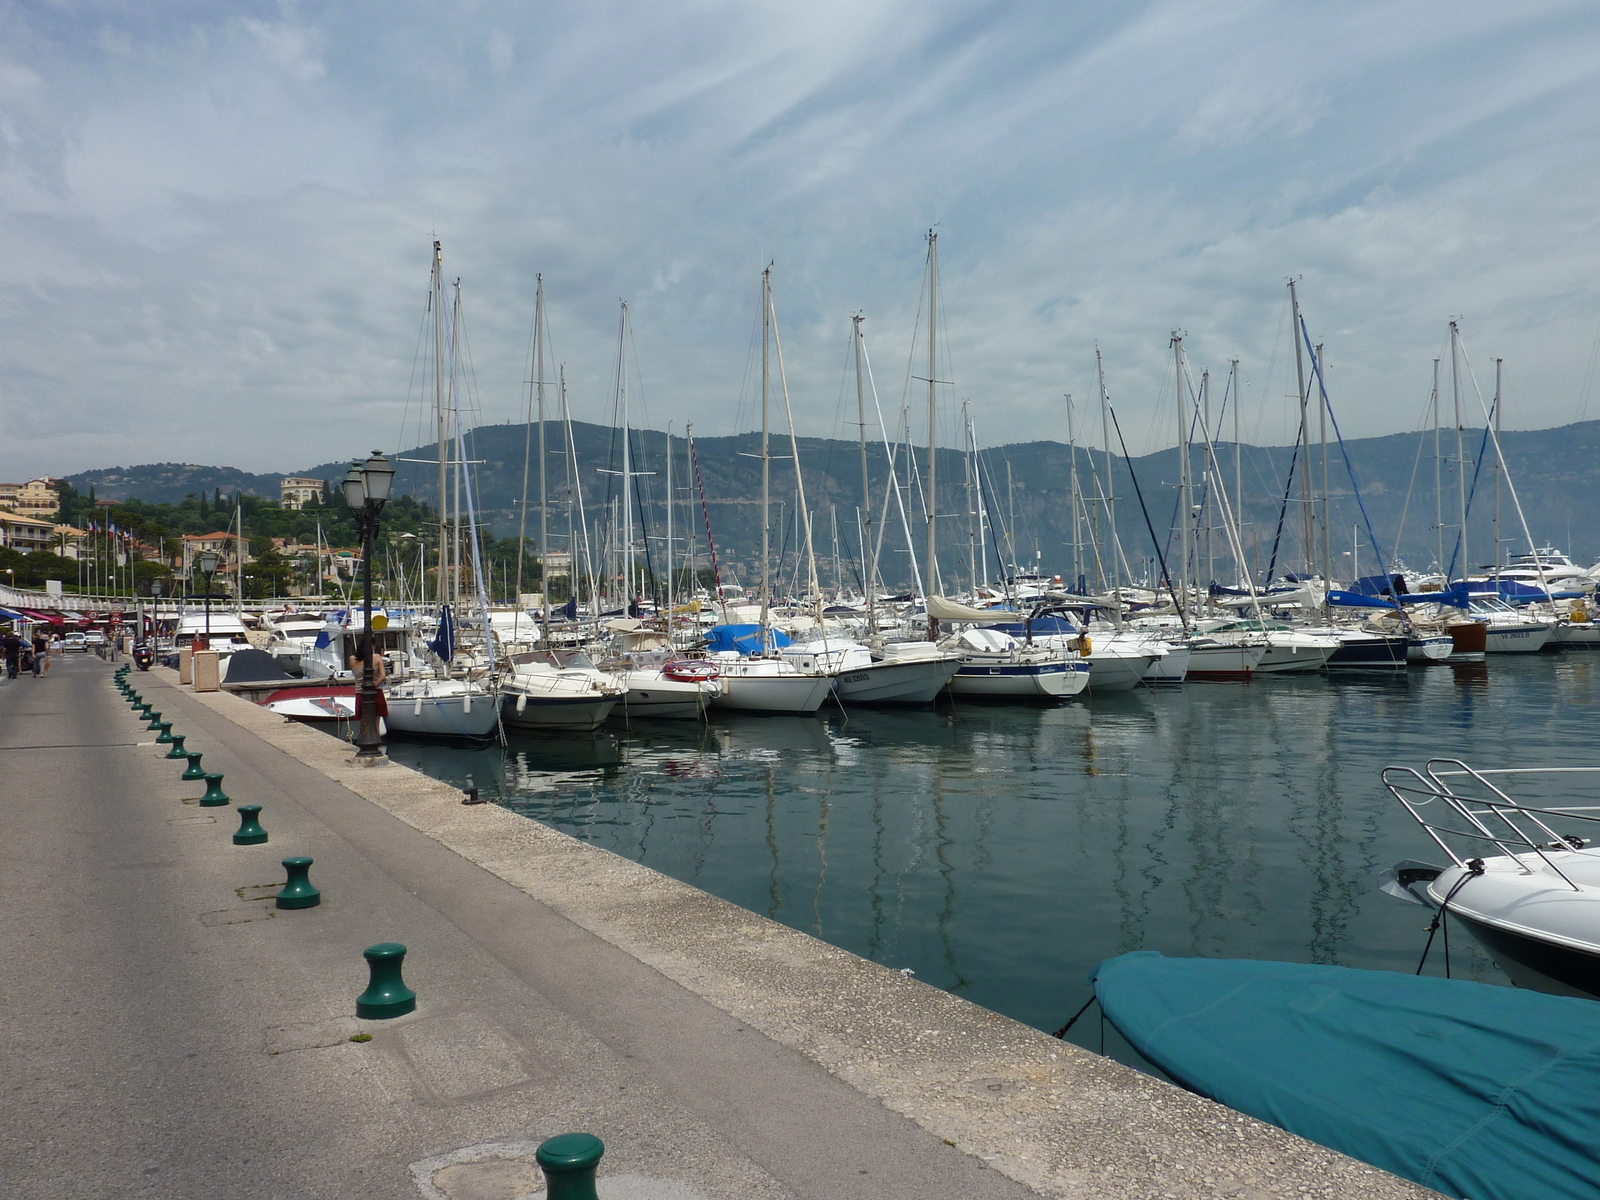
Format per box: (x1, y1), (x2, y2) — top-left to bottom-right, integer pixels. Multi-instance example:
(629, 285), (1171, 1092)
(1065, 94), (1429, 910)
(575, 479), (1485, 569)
(2, 0), (1599, 479)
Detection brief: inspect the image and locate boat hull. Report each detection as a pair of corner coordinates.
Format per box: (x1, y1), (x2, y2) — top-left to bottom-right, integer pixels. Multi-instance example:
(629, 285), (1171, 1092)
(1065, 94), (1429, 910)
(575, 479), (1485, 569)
(1083, 652), (1158, 692)
(1184, 643), (1264, 680)
(1407, 635), (1454, 662)
(947, 661), (1090, 699)
(833, 657), (959, 705)
(1326, 634), (1408, 669)
(1446, 621), (1488, 660)
(1482, 622), (1552, 653)
(500, 692), (619, 731)
(1140, 644), (1189, 684)
(1553, 621), (1600, 649)
(615, 673), (720, 719)
(385, 692), (500, 739)
(1451, 912), (1600, 1002)
(711, 672), (834, 714)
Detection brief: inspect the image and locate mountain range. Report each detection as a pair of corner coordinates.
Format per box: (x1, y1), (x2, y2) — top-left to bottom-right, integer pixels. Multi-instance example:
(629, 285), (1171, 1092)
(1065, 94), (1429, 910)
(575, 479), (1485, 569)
(66, 418), (1600, 587)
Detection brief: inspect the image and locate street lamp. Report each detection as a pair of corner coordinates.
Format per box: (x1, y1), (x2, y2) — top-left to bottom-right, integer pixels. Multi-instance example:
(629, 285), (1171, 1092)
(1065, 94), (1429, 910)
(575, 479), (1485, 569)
(150, 578), (162, 647)
(197, 549), (221, 647)
(343, 451), (395, 760)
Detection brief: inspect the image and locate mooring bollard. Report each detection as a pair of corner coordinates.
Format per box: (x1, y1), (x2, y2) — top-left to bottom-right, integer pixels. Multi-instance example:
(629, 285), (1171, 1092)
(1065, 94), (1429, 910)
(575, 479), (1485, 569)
(198, 773), (231, 808)
(233, 805), (268, 846)
(535, 1133), (605, 1200)
(143, 709), (160, 727)
(276, 856), (320, 909)
(355, 943), (415, 1019)
(182, 751), (207, 781)
(154, 723), (174, 745)
(164, 734), (188, 760)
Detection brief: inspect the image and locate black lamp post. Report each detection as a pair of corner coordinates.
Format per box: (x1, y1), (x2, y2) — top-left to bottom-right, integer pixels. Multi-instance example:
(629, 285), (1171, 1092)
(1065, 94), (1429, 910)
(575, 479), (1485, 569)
(343, 451), (395, 760)
(197, 549), (221, 647)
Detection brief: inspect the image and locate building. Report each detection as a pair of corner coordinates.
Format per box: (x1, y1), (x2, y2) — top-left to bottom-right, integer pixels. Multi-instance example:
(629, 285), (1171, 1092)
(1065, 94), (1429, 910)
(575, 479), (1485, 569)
(539, 549), (573, 580)
(0, 478), (59, 519)
(280, 477), (326, 510)
(0, 512), (58, 554)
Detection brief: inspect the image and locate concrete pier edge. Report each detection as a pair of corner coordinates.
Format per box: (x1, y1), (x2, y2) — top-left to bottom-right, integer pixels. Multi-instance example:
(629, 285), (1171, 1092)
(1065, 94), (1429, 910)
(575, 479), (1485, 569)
(164, 667), (1435, 1199)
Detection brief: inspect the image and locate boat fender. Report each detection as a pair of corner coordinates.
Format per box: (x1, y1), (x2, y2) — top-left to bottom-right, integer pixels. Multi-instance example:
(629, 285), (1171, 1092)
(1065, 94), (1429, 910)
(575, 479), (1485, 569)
(1077, 635), (1092, 655)
(516, 693), (527, 713)
(1572, 606), (1588, 624)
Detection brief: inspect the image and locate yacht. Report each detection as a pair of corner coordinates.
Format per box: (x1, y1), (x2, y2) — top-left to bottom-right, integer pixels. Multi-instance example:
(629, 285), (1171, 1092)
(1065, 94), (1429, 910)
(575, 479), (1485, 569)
(781, 637), (960, 705)
(700, 623), (835, 714)
(500, 649), (624, 731)
(385, 676), (501, 740)
(1466, 597), (1552, 653)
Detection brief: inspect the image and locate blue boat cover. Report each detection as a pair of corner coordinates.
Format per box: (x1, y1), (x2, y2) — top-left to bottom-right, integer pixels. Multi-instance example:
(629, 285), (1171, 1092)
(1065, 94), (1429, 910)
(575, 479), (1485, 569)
(1327, 589), (1398, 609)
(702, 624), (792, 655)
(1093, 952), (1600, 1200)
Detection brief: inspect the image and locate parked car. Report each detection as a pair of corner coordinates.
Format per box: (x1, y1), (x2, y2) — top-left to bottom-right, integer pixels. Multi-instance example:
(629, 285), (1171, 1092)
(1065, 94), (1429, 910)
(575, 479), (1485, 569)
(83, 631), (107, 648)
(62, 633), (88, 652)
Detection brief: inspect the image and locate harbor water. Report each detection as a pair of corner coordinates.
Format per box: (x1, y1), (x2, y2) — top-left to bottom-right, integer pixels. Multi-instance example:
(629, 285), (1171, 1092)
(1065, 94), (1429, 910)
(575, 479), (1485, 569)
(383, 652), (1600, 1064)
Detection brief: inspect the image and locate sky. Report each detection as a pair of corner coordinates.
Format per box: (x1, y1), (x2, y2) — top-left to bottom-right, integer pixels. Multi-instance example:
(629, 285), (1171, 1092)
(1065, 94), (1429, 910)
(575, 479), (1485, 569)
(3, 0), (1600, 480)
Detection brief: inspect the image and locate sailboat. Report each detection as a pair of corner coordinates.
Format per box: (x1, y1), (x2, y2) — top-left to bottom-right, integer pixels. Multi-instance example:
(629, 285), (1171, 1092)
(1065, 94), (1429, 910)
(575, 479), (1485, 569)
(385, 248), (501, 742)
(500, 287), (625, 731)
(707, 268), (835, 715)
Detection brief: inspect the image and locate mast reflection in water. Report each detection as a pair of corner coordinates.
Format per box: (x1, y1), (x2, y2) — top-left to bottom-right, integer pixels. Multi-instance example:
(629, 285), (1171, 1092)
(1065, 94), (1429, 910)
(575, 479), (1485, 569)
(384, 654), (1597, 1063)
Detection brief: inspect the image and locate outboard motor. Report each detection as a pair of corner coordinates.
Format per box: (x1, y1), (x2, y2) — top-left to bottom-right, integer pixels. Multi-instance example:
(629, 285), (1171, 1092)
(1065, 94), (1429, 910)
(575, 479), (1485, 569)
(134, 643), (155, 671)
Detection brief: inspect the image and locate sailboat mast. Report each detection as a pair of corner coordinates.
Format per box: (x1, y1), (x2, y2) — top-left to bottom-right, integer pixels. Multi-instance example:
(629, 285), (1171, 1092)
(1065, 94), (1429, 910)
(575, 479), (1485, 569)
(1317, 344), (1331, 595)
(1451, 320), (1469, 579)
(432, 241), (448, 607)
(964, 402), (976, 594)
(1493, 357), (1503, 572)
(1200, 373), (1212, 591)
(618, 302), (633, 606)
(665, 424), (674, 637)
(853, 314), (875, 627)
(537, 280), (549, 632)
(516, 277), (540, 615)
(924, 231), (939, 604)
(1066, 392), (1080, 590)
(759, 268), (772, 634)
(1173, 332), (1191, 616)
(1288, 279), (1312, 580)
(1097, 345), (1115, 591)
(1432, 358), (1443, 574)
(1231, 358), (1241, 585)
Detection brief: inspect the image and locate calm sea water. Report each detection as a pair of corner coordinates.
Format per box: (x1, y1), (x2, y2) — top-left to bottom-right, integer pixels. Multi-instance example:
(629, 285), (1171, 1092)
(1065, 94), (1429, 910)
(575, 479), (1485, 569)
(384, 653), (1600, 1064)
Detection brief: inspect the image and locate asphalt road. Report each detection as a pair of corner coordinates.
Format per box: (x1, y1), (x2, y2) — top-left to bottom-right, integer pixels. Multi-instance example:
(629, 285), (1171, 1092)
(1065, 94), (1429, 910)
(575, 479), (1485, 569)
(0, 653), (1041, 1200)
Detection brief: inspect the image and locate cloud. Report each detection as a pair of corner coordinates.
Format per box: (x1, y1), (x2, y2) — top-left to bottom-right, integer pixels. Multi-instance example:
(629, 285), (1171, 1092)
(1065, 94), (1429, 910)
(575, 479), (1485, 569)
(1, 0), (1599, 482)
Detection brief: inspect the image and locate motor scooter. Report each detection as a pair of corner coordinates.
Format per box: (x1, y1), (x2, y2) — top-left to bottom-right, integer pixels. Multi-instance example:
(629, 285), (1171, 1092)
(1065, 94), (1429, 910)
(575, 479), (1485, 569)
(134, 643), (155, 671)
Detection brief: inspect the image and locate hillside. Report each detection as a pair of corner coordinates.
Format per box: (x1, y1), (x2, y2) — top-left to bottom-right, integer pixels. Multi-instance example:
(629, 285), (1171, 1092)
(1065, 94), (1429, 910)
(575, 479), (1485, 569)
(66, 418), (1600, 588)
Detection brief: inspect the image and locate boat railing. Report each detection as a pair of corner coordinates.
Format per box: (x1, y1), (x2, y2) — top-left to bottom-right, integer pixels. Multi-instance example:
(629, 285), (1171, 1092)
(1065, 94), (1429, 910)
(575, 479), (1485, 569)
(1381, 759), (1600, 891)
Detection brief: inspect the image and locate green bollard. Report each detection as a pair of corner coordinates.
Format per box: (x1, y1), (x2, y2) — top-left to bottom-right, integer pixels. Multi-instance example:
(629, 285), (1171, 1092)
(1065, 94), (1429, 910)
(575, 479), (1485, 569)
(144, 710), (162, 730)
(155, 722), (175, 745)
(355, 943), (415, 1018)
(164, 734), (188, 760)
(181, 751), (207, 781)
(233, 805), (268, 846)
(535, 1133), (604, 1200)
(198, 772), (231, 808)
(275, 856), (320, 909)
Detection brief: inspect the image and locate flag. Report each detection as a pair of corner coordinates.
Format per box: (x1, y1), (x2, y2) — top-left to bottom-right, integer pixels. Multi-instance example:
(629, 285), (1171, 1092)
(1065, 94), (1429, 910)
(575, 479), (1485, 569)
(429, 606), (456, 663)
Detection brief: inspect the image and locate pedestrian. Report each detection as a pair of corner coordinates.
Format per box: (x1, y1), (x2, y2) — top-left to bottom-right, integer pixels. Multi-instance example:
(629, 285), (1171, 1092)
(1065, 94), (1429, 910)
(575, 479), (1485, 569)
(32, 632), (48, 678)
(108, 633), (119, 663)
(2, 629), (20, 680)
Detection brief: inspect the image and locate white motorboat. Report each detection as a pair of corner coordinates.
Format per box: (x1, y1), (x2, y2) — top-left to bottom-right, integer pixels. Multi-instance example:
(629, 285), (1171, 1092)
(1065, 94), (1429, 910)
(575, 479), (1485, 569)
(1467, 597), (1552, 653)
(940, 628), (1090, 700)
(1384, 759), (1600, 1001)
(611, 656), (722, 720)
(782, 638), (960, 705)
(1198, 621), (1338, 674)
(260, 612), (332, 674)
(500, 650), (623, 731)
(1553, 618), (1600, 649)
(384, 676), (500, 740)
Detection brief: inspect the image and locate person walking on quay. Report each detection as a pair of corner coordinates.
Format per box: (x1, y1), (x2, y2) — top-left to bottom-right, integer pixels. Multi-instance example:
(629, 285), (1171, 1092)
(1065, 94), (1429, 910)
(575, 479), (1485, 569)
(2, 629), (20, 680)
(31, 632), (48, 678)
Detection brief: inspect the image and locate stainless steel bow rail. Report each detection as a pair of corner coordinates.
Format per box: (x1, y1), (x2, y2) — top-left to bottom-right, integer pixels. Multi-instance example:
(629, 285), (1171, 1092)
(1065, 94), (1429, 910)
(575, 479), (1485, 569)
(1381, 759), (1600, 892)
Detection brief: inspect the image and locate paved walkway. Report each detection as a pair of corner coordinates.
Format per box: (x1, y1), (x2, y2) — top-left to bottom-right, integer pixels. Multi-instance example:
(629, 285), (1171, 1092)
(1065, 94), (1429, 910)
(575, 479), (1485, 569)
(0, 655), (1041, 1200)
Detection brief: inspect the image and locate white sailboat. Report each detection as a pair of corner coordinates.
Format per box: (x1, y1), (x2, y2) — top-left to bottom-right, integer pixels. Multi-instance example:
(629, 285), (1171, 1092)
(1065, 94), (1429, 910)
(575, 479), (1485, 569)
(708, 267), (835, 716)
(384, 245), (500, 742)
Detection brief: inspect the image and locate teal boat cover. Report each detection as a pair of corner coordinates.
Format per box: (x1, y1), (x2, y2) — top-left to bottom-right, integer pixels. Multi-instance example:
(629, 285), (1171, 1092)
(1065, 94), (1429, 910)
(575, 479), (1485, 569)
(1093, 952), (1600, 1200)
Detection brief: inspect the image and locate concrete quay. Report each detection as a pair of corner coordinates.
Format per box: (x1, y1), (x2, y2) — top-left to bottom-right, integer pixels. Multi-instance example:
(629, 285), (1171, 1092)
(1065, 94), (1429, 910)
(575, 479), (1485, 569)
(0, 655), (1439, 1200)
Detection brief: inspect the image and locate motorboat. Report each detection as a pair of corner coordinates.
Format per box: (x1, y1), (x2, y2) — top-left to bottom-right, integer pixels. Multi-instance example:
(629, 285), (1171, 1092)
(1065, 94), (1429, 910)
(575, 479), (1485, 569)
(980, 613), (1157, 692)
(500, 649), (623, 731)
(1383, 758), (1600, 1001)
(608, 653), (723, 719)
(781, 637), (960, 705)
(171, 610), (253, 662)
(260, 611), (333, 675)
(939, 627), (1090, 700)
(1466, 597), (1552, 653)
(1199, 621), (1338, 674)
(1406, 632), (1454, 662)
